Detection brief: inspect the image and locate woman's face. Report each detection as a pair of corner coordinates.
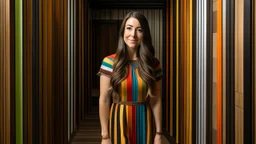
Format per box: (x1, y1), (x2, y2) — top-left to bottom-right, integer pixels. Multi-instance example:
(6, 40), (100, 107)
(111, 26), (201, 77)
(123, 17), (143, 50)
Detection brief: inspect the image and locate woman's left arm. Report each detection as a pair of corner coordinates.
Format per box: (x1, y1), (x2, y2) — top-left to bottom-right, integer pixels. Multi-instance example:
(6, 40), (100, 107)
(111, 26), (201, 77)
(149, 80), (162, 134)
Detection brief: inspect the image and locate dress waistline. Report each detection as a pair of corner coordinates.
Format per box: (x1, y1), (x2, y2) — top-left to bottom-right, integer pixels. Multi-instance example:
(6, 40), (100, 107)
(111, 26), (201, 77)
(113, 100), (149, 106)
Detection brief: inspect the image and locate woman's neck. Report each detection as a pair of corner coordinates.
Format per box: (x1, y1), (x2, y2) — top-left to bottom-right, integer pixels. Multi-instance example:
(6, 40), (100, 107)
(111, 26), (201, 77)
(127, 47), (138, 60)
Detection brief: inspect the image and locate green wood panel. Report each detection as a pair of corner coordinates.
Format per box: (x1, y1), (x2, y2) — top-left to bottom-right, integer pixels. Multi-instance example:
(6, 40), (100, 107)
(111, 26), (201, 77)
(15, 0), (23, 143)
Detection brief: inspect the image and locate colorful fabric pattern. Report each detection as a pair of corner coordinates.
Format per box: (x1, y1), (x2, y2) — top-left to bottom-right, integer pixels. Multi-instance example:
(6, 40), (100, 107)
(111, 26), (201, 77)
(98, 54), (163, 144)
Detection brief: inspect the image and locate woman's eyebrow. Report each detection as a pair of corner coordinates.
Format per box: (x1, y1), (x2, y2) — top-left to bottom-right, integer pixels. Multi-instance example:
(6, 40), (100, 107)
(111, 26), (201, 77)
(126, 24), (133, 27)
(126, 24), (142, 28)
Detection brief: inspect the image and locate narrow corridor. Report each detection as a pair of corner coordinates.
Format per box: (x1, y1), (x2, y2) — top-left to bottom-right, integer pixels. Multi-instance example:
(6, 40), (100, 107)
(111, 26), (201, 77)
(71, 109), (101, 144)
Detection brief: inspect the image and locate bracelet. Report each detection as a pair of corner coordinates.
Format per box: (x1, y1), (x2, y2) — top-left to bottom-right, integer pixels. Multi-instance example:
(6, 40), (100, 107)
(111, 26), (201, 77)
(156, 132), (163, 135)
(102, 135), (110, 140)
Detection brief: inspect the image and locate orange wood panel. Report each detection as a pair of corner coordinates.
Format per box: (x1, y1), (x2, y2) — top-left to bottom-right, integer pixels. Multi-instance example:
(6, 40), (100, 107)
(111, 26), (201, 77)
(180, 0), (185, 143)
(217, 0), (223, 144)
(176, 0), (180, 142)
(47, 0), (53, 142)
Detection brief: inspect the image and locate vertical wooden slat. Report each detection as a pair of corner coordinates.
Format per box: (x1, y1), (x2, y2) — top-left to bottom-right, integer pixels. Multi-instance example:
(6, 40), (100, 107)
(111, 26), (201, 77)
(15, 0), (23, 143)
(176, 0), (180, 142)
(165, 0), (171, 135)
(0, 0), (3, 142)
(81, 0), (85, 118)
(222, 0), (227, 143)
(47, 0), (53, 142)
(6, 0), (11, 142)
(234, 0), (244, 144)
(254, 1), (256, 142)
(179, 0), (185, 142)
(28, 0), (33, 143)
(23, 0), (28, 141)
(0, 0), (12, 143)
(189, 0), (193, 143)
(217, 0), (223, 143)
(244, 0), (253, 143)
(39, 0), (43, 143)
(64, 0), (68, 142)
(226, 0), (235, 143)
(42, 0), (48, 142)
(23, 0), (33, 143)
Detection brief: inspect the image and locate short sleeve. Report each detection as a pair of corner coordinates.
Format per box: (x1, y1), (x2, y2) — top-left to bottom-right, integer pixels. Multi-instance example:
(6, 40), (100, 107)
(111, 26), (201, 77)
(154, 58), (163, 81)
(97, 56), (114, 78)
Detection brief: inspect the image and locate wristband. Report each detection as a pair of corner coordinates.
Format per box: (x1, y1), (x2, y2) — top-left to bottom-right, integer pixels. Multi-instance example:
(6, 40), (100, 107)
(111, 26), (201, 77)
(156, 132), (163, 135)
(102, 135), (110, 140)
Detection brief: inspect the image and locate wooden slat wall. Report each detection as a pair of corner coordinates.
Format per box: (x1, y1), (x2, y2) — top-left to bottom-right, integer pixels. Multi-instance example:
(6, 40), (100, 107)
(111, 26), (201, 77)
(0, 0), (11, 143)
(21, 0), (81, 143)
(234, 0), (244, 143)
(165, 0), (194, 143)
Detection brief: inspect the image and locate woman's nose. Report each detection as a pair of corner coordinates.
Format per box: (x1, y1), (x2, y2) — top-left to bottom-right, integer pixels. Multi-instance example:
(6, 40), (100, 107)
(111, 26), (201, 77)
(131, 29), (136, 37)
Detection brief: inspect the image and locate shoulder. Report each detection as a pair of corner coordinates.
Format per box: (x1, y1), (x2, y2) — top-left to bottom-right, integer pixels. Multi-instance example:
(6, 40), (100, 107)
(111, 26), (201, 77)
(102, 54), (116, 66)
(104, 54), (116, 61)
(100, 54), (116, 70)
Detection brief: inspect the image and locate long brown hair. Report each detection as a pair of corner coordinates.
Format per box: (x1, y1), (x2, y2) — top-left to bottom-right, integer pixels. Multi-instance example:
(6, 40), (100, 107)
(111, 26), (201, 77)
(110, 11), (156, 100)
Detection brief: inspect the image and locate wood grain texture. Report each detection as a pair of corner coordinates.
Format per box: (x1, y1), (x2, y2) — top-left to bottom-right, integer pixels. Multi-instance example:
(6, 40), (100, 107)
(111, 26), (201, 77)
(175, 0), (179, 142)
(254, 0), (256, 142)
(216, 0), (223, 144)
(23, 0), (33, 143)
(165, 0), (174, 136)
(234, 0), (244, 143)
(0, 0), (11, 143)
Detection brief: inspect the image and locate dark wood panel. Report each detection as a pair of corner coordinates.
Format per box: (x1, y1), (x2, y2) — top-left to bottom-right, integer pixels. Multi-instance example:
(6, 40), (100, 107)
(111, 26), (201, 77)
(244, 0), (253, 143)
(226, 0), (235, 144)
(206, 0), (213, 143)
(92, 20), (118, 90)
(23, 0), (33, 143)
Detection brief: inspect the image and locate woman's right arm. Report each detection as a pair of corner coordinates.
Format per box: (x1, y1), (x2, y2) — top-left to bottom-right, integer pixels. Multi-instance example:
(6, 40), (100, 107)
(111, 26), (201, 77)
(99, 75), (111, 140)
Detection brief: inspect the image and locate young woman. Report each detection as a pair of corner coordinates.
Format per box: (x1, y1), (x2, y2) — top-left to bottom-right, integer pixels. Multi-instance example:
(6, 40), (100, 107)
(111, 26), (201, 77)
(98, 11), (163, 144)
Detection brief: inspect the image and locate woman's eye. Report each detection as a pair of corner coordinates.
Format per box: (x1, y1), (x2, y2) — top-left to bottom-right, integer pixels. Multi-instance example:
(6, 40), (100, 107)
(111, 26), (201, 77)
(137, 29), (143, 32)
(126, 27), (132, 30)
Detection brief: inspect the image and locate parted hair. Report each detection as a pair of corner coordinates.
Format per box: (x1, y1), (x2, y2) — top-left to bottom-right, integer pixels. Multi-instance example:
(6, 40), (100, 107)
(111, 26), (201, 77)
(110, 11), (156, 100)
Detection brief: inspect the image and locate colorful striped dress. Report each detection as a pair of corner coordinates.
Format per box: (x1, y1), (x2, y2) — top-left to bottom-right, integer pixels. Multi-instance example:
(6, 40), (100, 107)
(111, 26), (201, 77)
(98, 54), (163, 144)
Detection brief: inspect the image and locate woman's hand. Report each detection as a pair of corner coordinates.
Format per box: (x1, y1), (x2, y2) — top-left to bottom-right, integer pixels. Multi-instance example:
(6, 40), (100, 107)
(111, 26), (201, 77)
(101, 138), (111, 144)
(154, 134), (163, 144)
